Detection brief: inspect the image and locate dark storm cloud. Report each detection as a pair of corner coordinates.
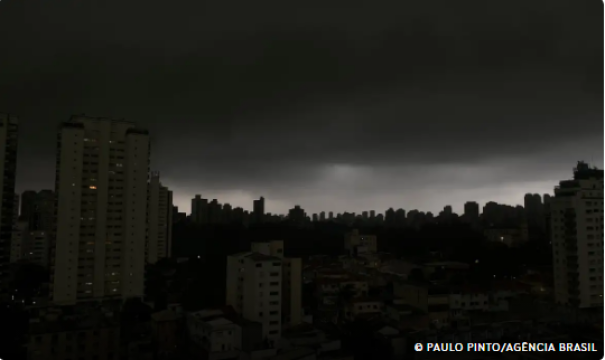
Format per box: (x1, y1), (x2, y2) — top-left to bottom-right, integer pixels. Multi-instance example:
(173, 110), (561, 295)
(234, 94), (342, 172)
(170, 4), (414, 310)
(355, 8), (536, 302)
(0, 0), (601, 213)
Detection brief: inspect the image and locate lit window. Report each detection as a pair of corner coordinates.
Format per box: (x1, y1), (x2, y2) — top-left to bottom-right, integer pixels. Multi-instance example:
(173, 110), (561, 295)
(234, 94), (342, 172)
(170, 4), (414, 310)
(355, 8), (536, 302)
(89, 185), (97, 189)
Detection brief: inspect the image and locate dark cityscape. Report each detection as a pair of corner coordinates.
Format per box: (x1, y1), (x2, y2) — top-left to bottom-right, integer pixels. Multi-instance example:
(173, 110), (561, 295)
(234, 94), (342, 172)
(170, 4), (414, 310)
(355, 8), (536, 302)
(0, 0), (603, 360)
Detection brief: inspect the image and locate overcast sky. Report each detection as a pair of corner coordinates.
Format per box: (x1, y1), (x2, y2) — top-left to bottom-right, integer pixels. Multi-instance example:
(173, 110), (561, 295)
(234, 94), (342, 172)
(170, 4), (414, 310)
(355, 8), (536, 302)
(0, 0), (602, 215)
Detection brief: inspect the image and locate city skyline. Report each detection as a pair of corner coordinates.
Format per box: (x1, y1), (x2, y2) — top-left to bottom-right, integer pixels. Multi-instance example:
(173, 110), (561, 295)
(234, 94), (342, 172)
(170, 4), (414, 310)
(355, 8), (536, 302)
(12, 159), (601, 216)
(1, 0), (602, 216)
(0, 0), (603, 356)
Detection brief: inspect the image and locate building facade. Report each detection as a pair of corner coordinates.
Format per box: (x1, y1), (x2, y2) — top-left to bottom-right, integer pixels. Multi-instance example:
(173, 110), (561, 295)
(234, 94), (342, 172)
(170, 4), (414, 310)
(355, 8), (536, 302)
(550, 162), (604, 309)
(10, 220), (50, 268)
(226, 252), (283, 343)
(187, 309), (239, 360)
(0, 114), (19, 298)
(251, 240), (303, 327)
(191, 195), (208, 224)
(344, 229), (377, 257)
(52, 115), (150, 305)
(147, 172), (173, 264)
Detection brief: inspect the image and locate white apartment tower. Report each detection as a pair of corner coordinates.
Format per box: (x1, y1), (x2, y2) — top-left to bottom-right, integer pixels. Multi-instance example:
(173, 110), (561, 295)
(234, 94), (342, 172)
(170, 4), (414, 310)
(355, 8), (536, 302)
(226, 252), (283, 344)
(0, 114), (19, 298)
(251, 240), (303, 327)
(147, 172), (173, 264)
(551, 162), (604, 309)
(52, 115), (150, 305)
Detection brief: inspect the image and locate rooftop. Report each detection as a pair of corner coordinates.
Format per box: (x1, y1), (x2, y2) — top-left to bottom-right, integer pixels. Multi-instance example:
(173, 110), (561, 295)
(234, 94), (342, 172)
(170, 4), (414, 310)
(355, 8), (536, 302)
(231, 251), (282, 262)
(247, 253), (282, 262)
(189, 309), (224, 320)
(29, 308), (119, 335)
(270, 347), (316, 360)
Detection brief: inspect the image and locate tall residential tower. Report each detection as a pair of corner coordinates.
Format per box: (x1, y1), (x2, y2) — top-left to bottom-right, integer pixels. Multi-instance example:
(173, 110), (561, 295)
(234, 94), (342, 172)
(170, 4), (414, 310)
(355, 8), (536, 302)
(0, 114), (19, 298)
(147, 172), (173, 264)
(51, 116), (150, 305)
(550, 162), (603, 309)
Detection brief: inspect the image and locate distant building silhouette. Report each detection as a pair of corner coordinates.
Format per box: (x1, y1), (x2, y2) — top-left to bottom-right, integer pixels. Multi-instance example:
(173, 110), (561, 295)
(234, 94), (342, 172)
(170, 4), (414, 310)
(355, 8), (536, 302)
(222, 203), (233, 223)
(147, 172), (173, 264)
(208, 199), (222, 224)
(20, 190), (37, 221)
(52, 115), (150, 305)
(0, 114), (18, 299)
(395, 208), (406, 227)
(524, 193), (545, 236)
(23, 190), (55, 231)
(551, 161), (603, 309)
(464, 201), (480, 221)
(288, 205), (306, 227)
(385, 208), (395, 227)
(191, 194), (209, 224)
(253, 196), (265, 224)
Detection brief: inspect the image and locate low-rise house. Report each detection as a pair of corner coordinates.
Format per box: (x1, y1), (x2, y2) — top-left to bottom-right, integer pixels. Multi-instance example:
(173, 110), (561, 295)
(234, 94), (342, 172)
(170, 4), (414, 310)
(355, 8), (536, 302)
(187, 309), (240, 360)
(344, 298), (383, 322)
(316, 275), (368, 307)
(280, 323), (341, 357)
(151, 304), (185, 359)
(450, 285), (490, 312)
(27, 305), (121, 360)
(393, 280), (450, 328)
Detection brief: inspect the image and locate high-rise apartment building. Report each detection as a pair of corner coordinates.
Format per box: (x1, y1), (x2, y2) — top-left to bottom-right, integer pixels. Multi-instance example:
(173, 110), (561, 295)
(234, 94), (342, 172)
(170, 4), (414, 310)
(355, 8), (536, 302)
(464, 201), (480, 221)
(0, 114), (19, 298)
(550, 162), (603, 309)
(147, 172), (173, 264)
(251, 240), (302, 327)
(31, 190), (54, 231)
(10, 221), (50, 268)
(226, 251), (283, 345)
(191, 195), (208, 224)
(20, 190), (55, 231)
(20, 190), (38, 221)
(253, 196), (265, 224)
(13, 194), (19, 227)
(525, 193), (545, 234)
(52, 115), (150, 305)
